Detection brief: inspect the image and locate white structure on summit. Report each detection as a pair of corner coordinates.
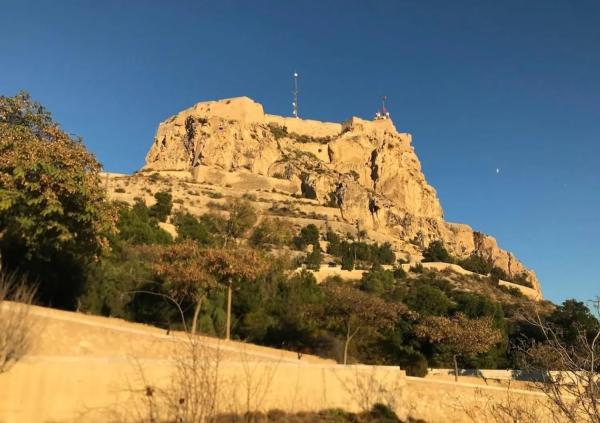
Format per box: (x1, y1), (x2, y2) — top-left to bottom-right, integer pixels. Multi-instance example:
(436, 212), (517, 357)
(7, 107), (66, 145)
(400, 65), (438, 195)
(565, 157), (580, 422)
(374, 96), (391, 120)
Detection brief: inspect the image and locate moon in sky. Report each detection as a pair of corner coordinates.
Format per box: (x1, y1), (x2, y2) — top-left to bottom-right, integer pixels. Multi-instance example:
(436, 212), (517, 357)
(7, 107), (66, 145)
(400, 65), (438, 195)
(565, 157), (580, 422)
(496, 168), (500, 174)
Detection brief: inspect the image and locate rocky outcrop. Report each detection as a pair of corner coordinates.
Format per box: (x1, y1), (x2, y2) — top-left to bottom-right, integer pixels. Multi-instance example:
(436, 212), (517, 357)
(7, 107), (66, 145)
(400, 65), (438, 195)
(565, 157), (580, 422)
(143, 97), (542, 297)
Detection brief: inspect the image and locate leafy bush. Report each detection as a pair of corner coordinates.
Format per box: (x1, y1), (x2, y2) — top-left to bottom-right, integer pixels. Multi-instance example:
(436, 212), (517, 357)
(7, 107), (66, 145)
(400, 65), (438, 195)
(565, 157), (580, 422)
(304, 246), (322, 270)
(498, 285), (525, 298)
(489, 266), (508, 282)
(267, 123), (288, 140)
(341, 249), (354, 270)
(422, 240), (453, 263)
(409, 263), (424, 273)
(403, 352), (429, 378)
(406, 284), (452, 316)
(458, 253), (492, 275)
(508, 272), (533, 288)
(116, 200), (172, 245)
(249, 218), (293, 248)
(0, 92), (116, 308)
(172, 212), (210, 245)
(393, 267), (407, 280)
(206, 201), (227, 210)
(204, 190), (223, 199)
(292, 224), (320, 251)
(241, 192), (257, 201)
(149, 191), (172, 222)
(360, 265), (396, 294)
(327, 237), (395, 267)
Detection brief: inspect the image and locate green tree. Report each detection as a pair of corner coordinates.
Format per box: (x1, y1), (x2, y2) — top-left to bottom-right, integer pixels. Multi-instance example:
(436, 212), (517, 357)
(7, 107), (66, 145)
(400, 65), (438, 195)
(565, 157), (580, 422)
(149, 191), (172, 222)
(305, 245), (322, 270)
(360, 265), (395, 294)
(415, 313), (503, 381)
(373, 242), (396, 265)
(548, 299), (600, 345)
(422, 240), (453, 263)
(249, 218), (293, 248)
(406, 284), (452, 316)
(458, 253), (492, 275)
(300, 224), (320, 245)
(172, 212), (210, 245)
(325, 230), (341, 255)
(202, 248), (266, 340)
(116, 200), (172, 245)
(0, 92), (116, 308)
(341, 249), (354, 270)
(223, 199), (257, 246)
(322, 284), (405, 365)
(270, 270), (325, 354)
(80, 242), (152, 318)
(145, 241), (218, 334)
(489, 266), (508, 282)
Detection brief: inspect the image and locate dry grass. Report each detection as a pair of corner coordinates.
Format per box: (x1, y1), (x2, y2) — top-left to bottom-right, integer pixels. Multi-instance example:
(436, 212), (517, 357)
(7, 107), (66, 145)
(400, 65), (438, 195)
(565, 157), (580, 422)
(0, 272), (36, 373)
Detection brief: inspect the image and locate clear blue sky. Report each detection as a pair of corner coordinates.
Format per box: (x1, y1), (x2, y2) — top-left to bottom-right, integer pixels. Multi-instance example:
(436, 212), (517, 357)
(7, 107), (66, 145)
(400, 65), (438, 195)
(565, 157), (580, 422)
(2, 0), (599, 304)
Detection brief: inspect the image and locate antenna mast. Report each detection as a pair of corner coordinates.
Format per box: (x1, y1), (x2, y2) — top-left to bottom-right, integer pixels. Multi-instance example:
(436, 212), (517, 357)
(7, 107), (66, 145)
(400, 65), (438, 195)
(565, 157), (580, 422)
(292, 72), (299, 118)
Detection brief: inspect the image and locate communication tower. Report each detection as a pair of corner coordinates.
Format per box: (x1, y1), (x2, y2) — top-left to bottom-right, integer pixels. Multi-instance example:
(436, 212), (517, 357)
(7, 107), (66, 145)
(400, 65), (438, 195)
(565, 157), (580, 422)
(374, 96), (390, 120)
(292, 72), (299, 118)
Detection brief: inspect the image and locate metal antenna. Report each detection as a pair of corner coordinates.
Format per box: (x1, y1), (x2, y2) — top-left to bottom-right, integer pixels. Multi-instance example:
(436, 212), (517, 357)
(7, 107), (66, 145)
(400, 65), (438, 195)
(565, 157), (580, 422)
(292, 72), (299, 118)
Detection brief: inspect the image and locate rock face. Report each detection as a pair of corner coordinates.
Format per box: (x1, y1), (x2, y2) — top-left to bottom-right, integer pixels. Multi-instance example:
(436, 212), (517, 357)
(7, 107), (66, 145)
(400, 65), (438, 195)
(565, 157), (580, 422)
(144, 97), (542, 296)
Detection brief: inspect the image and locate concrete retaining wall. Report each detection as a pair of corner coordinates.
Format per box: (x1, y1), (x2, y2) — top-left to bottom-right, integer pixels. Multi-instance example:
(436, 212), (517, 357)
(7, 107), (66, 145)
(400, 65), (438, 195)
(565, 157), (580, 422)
(0, 357), (405, 423)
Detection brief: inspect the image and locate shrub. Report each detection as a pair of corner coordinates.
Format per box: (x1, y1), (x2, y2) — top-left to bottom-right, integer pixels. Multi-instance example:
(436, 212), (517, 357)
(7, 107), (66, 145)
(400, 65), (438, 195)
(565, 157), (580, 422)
(403, 353), (429, 378)
(458, 253), (492, 275)
(206, 201), (227, 210)
(367, 403), (402, 422)
(490, 266), (508, 282)
(341, 250), (354, 270)
(114, 187), (126, 193)
(268, 123), (288, 140)
(360, 265), (395, 294)
(305, 246), (322, 270)
(498, 285), (525, 298)
(422, 240), (453, 263)
(204, 191), (223, 199)
(393, 267), (407, 280)
(241, 192), (257, 201)
(116, 200), (172, 245)
(410, 263), (424, 273)
(172, 212), (210, 245)
(249, 218), (293, 248)
(406, 284), (452, 316)
(292, 224), (320, 251)
(508, 272), (533, 288)
(149, 191), (172, 222)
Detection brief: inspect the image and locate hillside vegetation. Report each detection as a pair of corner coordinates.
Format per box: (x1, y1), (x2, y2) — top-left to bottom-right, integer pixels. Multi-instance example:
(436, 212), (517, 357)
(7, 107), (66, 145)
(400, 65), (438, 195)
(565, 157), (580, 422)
(1, 92), (598, 377)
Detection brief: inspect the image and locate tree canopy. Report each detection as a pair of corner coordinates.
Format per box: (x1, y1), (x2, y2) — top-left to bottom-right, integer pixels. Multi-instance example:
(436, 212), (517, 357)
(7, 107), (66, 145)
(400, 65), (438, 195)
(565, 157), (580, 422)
(0, 92), (115, 307)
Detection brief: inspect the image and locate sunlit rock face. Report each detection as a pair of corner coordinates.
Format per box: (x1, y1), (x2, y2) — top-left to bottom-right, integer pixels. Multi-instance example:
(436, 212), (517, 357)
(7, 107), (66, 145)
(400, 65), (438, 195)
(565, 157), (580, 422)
(143, 96), (541, 296)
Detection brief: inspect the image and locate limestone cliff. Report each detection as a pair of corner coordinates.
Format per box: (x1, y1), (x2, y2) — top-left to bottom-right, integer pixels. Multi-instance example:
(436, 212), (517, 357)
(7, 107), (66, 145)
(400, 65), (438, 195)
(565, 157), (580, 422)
(143, 97), (541, 296)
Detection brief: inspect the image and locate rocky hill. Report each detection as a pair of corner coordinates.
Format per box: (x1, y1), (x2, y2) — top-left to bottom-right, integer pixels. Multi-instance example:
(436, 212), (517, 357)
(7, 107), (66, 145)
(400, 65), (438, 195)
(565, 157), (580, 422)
(133, 96), (541, 297)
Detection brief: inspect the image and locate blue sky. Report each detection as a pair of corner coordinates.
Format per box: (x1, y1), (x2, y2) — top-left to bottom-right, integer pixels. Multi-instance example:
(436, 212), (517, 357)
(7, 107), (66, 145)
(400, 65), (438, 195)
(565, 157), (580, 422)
(2, 0), (599, 304)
